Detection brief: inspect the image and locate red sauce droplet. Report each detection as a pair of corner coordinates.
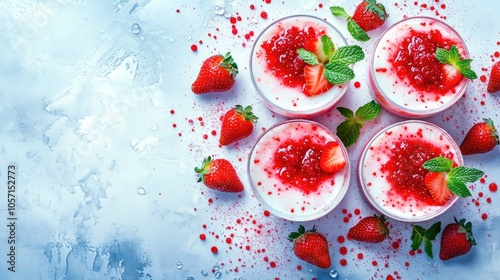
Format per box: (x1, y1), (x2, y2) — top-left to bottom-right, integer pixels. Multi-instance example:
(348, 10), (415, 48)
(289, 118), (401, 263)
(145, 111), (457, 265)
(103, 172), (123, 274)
(339, 246), (348, 255)
(340, 259), (347, 266)
(489, 183), (498, 192)
(482, 213), (488, 220)
(354, 81), (361, 88)
(480, 75), (487, 83)
(211, 246), (218, 254)
(260, 11), (268, 19)
(190, 44), (198, 52)
(199, 233), (206, 240)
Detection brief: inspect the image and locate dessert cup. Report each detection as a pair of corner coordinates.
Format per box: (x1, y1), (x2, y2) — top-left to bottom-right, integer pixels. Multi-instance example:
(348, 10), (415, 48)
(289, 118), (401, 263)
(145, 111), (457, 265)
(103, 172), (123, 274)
(369, 16), (470, 118)
(250, 15), (349, 118)
(358, 120), (463, 222)
(248, 120), (350, 221)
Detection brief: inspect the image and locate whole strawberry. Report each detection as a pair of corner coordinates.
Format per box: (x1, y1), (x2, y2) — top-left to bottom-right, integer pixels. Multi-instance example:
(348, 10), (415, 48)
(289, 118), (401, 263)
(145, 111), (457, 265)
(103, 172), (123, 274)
(192, 52), (238, 94)
(288, 225), (331, 269)
(347, 214), (389, 243)
(459, 118), (499, 155)
(439, 217), (477, 260)
(195, 156), (244, 192)
(351, 0), (387, 31)
(487, 60), (500, 93)
(219, 105), (258, 146)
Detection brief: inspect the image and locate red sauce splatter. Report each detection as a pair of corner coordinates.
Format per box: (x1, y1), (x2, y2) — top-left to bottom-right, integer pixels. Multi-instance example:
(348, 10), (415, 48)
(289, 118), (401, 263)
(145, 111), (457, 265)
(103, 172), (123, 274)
(190, 44), (198, 52)
(340, 259), (347, 266)
(199, 233), (206, 240)
(354, 81), (361, 88)
(270, 261), (276, 268)
(489, 183), (498, 192)
(263, 210), (271, 217)
(211, 246), (218, 254)
(260, 11), (268, 19)
(170, 109), (175, 114)
(337, 235), (345, 243)
(482, 213), (488, 220)
(357, 253), (364, 259)
(339, 246), (348, 255)
(480, 75), (487, 83)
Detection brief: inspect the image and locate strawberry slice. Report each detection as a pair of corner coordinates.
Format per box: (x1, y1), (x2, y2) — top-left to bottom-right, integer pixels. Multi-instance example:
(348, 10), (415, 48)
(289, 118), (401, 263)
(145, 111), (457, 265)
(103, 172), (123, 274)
(303, 64), (334, 96)
(424, 171), (453, 205)
(304, 37), (331, 64)
(319, 142), (346, 173)
(442, 64), (463, 89)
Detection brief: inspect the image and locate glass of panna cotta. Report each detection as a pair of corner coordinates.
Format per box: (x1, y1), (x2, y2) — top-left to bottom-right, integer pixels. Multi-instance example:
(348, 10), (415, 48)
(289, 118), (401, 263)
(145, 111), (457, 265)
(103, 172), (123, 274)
(250, 15), (349, 118)
(358, 120), (463, 222)
(248, 120), (350, 221)
(369, 17), (471, 118)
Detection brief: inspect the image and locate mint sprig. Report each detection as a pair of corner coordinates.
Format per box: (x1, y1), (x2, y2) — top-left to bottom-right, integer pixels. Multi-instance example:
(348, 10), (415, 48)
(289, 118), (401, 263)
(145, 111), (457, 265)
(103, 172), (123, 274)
(422, 156), (484, 197)
(435, 45), (478, 80)
(336, 100), (381, 147)
(330, 6), (370, 42)
(411, 222), (441, 259)
(297, 37), (364, 85)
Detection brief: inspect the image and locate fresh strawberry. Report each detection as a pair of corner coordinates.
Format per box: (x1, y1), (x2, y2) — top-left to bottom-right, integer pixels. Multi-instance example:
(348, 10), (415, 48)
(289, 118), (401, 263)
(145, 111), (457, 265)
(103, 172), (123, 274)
(441, 64), (463, 89)
(219, 105), (258, 146)
(351, 0), (387, 32)
(439, 217), (477, 260)
(303, 64), (334, 96)
(487, 60), (500, 93)
(347, 214), (389, 243)
(424, 171), (453, 206)
(195, 156), (244, 192)
(288, 225), (331, 269)
(459, 118), (499, 155)
(303, 37), (333, 64)
(191, 52), (238, 94)
(319, 142), (346, 173)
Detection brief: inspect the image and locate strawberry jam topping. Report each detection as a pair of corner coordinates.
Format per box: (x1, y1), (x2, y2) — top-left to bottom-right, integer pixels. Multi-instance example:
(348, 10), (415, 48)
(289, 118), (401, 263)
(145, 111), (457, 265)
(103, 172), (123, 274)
(271, 135), (332, 193)
(381, 139), (448, 205)
(261, 25), (324, 88)
(391, 29), (459, 93)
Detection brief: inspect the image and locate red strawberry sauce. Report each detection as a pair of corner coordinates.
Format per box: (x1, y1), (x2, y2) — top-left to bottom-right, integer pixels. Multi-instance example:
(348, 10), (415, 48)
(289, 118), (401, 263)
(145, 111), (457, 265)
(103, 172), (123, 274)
(380, 138), (451, 205)
(270, 135), (332, 193)
(390, 29), (459, 93)
(261, 25), (324, 88)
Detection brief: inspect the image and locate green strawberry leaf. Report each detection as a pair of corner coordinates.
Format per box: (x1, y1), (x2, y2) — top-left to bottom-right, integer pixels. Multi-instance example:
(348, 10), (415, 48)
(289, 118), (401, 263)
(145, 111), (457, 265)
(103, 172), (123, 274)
(447, 177), (472, 197)
(336, 119), (361, 147)
(347, 19), (370, 42)
(329, 45), (365, 65)
(355, 100), (381, 121)
(336, 100), (380, 147)
(411, 222), (441, 259)
(330, 6), (350, 19)
(435, 45), (477, 80)
(448, 166), (484, 183)
(337, 107), (354, 119)
(324, 62), (355, 84)
(422, 156), (454, 172)
(297, 48), (319, 65)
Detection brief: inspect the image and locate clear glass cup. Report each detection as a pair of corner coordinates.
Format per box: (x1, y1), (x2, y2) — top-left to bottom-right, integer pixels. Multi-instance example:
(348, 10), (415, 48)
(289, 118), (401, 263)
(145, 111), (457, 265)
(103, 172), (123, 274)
(358, 120), (463, 222)
(250, 15), (349, 118)
(248, 119), (351, 221)
(369, 16), (470, 118)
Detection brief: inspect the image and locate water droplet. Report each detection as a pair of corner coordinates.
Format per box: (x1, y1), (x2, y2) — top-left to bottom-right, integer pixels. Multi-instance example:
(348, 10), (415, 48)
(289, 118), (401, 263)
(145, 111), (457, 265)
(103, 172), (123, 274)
(251, 18), (258, 24)
(131, 23), (141, 34)
(176, 261), (183, 269)
(201, 269), (208, 276)
(187, 277), (195, 280)
(136, 187), (146, 195)
(215, 271), (222, 279)
(212, 264), (220, 271)
(214, 5), (225, 15)
(223, 11), (232, 18)
(202, 21), (208, 27)
(225, 269), (230, 274)
(329, 269), (338, 278)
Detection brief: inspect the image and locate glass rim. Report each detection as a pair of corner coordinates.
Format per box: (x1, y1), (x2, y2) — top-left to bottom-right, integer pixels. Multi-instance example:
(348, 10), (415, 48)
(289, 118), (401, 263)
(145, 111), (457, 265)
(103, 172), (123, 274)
(357, 120), (463, 222)
(247, 119), (351, 221)
(369, 16), (471, 117)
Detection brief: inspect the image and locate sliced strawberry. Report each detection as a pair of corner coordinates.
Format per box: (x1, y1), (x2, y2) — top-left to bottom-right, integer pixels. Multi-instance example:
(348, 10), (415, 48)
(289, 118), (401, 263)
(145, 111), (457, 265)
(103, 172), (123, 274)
(424, 171), (453, 206)
(319, 142), (346, 173)
(303, 64), (334, 96)
(442, 64), (463, 89)
(304, 37), (330, 64)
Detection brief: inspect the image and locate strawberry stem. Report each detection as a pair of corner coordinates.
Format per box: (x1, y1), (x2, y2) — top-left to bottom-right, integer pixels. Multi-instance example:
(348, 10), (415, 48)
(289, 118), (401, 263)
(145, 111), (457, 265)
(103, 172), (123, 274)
(219, 52), (239, 78)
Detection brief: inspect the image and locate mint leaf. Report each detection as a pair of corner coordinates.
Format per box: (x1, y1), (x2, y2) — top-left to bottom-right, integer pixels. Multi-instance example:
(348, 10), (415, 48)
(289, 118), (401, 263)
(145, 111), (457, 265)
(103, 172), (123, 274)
(337, 107), (354, 119)
(324, 62), (355, 84)
(320, 35), (335, 59)
(448, 166), (484, 183)
(355, 100), (381, 121)
(336, 100), (380, 147)
(435, 45), (477, 80)
(411, 222), (441, 259)
(447, 177), (472, 197)
(347, 19), (370, 42)
(422, 156), (454, 172)
(330, 6), (350, 18)
(297, 48), (319, 65)
(336, 119), (361, 147)
(329, 45), (365, 65)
